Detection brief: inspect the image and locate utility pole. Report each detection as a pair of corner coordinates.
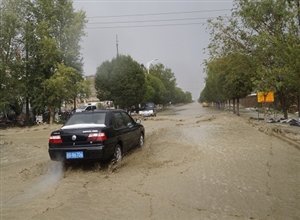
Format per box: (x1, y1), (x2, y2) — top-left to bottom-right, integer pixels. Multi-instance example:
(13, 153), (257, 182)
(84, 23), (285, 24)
(116, 35), (119, 57)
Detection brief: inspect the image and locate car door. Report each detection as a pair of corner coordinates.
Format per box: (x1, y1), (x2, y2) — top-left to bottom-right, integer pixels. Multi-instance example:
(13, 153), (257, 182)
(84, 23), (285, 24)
(113, 112), (132, 151)
(85, 106), (91, 111)
(121, 112), (140, 147)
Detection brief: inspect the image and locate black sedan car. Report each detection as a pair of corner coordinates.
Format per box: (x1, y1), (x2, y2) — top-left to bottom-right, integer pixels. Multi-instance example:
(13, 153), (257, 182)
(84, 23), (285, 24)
(48, 109), (145, 163)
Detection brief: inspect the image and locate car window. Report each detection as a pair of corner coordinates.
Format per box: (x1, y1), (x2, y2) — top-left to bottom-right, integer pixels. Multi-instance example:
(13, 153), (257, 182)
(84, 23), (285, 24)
(86, 106), (91, 111)
(113, 112), (126, 128)
(145, 102), (154, 108)
(121, 112), (134, 126)
(65, 113), (106, 125)
(77, 106), (86, 110)
(141, 106), (154, 110)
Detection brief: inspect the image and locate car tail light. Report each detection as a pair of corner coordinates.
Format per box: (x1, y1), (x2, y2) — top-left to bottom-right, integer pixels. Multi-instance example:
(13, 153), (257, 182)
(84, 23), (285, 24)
(49, 134), (62, 144)
(87, 132), (107, 142)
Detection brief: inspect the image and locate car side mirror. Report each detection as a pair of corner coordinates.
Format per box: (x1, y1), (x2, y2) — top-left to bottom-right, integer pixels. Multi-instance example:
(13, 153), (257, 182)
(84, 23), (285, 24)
(136, 119), (141, 124)
(127, 122), (134, 128)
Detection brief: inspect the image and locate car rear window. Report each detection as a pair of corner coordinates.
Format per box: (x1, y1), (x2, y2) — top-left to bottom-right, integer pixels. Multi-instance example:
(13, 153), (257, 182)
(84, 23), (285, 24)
(140, 106), (154, 110)
(65, 113), (106, 125)
(77, 106), (86, 110)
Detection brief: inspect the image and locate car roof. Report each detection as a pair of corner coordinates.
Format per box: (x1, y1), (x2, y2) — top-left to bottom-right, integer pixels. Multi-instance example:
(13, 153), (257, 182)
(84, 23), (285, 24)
(73, 109), (125, 114)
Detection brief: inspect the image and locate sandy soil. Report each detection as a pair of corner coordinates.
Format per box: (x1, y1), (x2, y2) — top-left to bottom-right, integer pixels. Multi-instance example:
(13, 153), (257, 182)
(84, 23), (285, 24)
(1, 102), (300, 220)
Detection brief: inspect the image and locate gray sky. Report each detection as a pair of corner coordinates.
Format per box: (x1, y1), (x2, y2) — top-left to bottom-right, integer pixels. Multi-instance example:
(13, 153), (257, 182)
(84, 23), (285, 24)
(73, 0), (233, 100)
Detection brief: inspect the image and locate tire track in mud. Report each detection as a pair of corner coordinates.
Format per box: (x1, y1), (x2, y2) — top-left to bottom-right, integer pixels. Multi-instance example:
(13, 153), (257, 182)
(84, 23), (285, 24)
(112, 116), (209, 218)
(2, 103), (300, 220)
(137, 126), (200, 170)
(85, 117), (206, 217)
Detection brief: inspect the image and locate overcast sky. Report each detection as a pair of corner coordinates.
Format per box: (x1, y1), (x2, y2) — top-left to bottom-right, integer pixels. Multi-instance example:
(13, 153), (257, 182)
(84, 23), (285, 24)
(73, 0), (234, 100)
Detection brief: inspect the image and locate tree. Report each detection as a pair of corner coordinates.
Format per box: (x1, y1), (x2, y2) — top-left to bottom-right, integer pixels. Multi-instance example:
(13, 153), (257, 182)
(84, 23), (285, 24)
(94, 60), (113, 101)
(41, 64), (88, 123)
(150, 63), (177, 105)
(95, 55), (146, 108)
(143, 74), (166, 105)
(184, 91), (193, 103)
(224, 53), (255, 115)
(205, 0), (300, 118)
(0, 0), (27, 117)
(1, 0), (87, 124)
(31, 0), (87, 120)
(200, 59), (228, 104)
(173, 87), (186, 103)
(236, 0), (300, 118)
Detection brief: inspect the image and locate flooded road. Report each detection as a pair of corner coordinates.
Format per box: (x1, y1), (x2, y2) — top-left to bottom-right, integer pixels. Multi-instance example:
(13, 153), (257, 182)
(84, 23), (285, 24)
(1, 102), (300, 219)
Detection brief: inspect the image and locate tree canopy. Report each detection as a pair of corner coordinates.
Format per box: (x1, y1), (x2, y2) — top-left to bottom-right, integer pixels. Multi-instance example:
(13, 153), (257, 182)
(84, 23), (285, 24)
(95, 55), (146, 109)
(95, 55), (193, 108)
(1, 0), (89, 123)
(1, 0), (194, 125)
(201, 0), (300, 118)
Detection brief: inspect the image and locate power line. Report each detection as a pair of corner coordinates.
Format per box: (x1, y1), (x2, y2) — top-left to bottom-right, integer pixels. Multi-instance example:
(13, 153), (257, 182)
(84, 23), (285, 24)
(86, 9), (232, 19)
(85, 22), (208, 29)
(75, 0), (233, 2)
(85, 16), (229, 29)
(87, 16), (222, 25)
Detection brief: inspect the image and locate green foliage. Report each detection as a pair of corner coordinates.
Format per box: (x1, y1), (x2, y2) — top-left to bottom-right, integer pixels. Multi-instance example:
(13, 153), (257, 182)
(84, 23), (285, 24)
(0, 0), (87, 123)
(95, 55), (146, 108)
(143, 74), (166, 104)
(203, 0), (300, 118)
(184, 91), (193, 103)
(150, 63), (177, 104)
(95, 60), (113, 101)
(1, 0), (194, 122)
(95, 56), (193, 107)
(0, 0), (26, 114)
(42, 63), (84, 107)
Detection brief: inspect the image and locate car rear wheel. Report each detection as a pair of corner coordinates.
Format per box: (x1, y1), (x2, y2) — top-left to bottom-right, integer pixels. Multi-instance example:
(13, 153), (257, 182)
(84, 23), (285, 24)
(139, 134), (144, 147)
(113, 144), (122, 163)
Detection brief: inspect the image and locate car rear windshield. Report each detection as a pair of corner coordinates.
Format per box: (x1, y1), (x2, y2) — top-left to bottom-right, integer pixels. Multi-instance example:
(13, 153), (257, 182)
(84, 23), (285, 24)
(65, 113), (106, 125)
(77, 106), (86, 110)
(145, 102), (154, 108)
(140, 106), (154, 110)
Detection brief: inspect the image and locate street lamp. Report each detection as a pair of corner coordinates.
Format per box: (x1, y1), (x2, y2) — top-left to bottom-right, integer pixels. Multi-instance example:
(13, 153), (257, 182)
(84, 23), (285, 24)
(146, 58), (158, 74)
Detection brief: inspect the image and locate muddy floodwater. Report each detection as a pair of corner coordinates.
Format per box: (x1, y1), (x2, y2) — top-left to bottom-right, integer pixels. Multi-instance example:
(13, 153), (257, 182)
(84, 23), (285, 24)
(1, 102), (300, 220)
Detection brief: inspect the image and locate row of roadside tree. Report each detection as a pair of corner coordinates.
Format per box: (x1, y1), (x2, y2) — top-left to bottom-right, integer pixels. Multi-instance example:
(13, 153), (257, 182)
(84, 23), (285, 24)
(94, 55), (193, 111)
(199, 0), (300, 119)
(1, 0), (193, 125)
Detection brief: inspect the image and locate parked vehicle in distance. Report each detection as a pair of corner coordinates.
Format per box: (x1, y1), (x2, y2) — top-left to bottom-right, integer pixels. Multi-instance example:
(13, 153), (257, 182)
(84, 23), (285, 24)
(75, 104), (97, 113)
(139, 102), (156, 117)
(48, 109), (145, 163)
(202, 102), (210, 107)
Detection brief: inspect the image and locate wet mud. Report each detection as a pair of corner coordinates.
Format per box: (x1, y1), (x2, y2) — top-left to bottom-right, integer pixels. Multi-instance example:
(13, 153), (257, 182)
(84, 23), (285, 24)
(1, 102), (299, 219)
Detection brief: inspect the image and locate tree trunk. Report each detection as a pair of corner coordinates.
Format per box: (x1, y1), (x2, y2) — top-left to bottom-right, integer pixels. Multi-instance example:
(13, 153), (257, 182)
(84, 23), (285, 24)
(237, 98), (240, 116)
(73, 96), (77, 110)
(26, 97), (30, 124)
(298, 94), (300, 120)
(49, 107), (55, 124)
(283, 108), (288, 119)
(276, 91), (289, 119)
(233, 98), (236, 114)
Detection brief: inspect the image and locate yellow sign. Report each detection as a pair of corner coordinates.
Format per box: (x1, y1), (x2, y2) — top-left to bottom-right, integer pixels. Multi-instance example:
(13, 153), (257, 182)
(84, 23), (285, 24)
(257, 92), (274, 103)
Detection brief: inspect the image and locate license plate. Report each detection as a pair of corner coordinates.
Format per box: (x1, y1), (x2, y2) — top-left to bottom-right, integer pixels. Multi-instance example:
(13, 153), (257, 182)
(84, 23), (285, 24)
(143, 113), (149, 116)
(66, 151), (84, 159)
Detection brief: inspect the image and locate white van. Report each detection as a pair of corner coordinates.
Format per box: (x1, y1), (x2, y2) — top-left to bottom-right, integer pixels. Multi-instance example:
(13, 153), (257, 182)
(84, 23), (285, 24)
(75, 104), (97, 113)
